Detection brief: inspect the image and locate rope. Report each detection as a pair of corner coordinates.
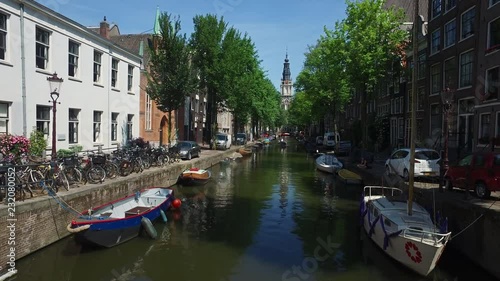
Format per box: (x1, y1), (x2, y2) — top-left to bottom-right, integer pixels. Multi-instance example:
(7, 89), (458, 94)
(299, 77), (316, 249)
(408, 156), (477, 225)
(41, 182), (83, 216)
(67, 223), (91, 233)
(450, 199), (496, 240)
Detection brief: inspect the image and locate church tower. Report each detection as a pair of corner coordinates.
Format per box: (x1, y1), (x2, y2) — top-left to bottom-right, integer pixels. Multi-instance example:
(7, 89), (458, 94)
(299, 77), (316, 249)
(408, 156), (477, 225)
(280, 52), (293, 110)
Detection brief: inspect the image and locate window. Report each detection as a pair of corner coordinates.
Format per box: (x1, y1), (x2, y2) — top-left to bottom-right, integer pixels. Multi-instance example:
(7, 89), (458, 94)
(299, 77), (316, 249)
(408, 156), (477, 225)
(36, 27), (50, 69)
(398, 118), (404, 139)
(93, 51), (102, 83)
(93, 111), (102, 143)
(68, 108), (79, 144)
(445, 0), (456, 12)
(444, 57), (457, 88)
(36, 105), (50, 137)
(127, 114), (133, 141)
(486, 67), (499, 101)
(0, 103), (8, 134)
(491, 0), (500, 7)
(417, 87), (424, 111)
(111, 58), (118, 88)
(418, 53), (426, 80)
(479, 114), (491, 144)
(431, 0), (441, 19)
(488, 17), (500, 50)
(430, 104), (442, 135)
(461, 8), (475, 39)
(127, 65), (134, 91)
(431, 64), (441, 95)
(145, 94), (152, 130)
(458, 155), (472, 166)
(431, 29), (441, 54)
(111, 112), (118, 141)
(68, 40), (79, 77)
(444, 20), (456, 48)
(0, 13), (7, 60)
(459, 50), (473, 88)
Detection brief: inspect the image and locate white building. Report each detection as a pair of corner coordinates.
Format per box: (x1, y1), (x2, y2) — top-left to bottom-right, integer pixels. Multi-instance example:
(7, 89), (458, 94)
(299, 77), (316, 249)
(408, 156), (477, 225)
(0, 0), (141, 152)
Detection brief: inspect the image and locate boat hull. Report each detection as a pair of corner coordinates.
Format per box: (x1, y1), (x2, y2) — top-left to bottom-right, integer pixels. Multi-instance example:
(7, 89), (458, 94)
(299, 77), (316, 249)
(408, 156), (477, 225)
(362, 206), (447, 276)
(178, 170), (211, 186)
(70, 188), (174, 248)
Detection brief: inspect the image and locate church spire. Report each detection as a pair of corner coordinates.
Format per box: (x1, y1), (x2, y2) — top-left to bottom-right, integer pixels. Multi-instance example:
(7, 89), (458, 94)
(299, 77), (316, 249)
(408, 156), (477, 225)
(282, 51), (291, 82)
(153, 6), (161, 35)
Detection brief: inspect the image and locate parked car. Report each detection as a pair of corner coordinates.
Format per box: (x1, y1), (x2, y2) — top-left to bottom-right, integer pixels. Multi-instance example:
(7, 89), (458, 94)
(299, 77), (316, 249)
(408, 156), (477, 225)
(336, 140), (352, 155)
(385, 148), (440, 181)
(215, 133), (231, 150)
(235, 133), (247, 145)
(445, 152), (500, 199)
(323, 132), (339, 148)
(175, 141), (201, 160)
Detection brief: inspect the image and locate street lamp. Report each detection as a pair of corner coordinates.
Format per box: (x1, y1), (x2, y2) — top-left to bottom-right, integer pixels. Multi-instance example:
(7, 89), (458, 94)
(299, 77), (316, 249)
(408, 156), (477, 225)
(47, 73), (63, 159)
(439, 87), (454, 192)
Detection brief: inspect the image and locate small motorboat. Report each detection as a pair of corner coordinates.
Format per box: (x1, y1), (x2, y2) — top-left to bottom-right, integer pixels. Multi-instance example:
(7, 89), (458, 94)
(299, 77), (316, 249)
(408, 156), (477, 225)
(279, 139), (287, 149)
(238, 147), (253, 156)
(337, 169), (363, 184)
(178, 168), (211, 186)
(315, 154), (343, 174)
(67, 187), (179, 248)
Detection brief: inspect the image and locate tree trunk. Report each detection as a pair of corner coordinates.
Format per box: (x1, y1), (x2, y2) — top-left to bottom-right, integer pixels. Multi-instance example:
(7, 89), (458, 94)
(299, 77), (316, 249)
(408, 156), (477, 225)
(168, 110), (173, 147)
(360, 86), (368, 150)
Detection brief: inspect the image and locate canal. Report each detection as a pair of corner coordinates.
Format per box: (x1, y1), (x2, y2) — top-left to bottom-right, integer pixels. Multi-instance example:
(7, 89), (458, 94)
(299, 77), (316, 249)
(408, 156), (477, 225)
(14, 141), (497, 281)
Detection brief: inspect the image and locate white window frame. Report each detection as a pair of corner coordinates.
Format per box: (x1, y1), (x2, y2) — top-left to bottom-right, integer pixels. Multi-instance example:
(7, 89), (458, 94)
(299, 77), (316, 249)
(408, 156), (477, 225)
(0, 12), (8, 61)
(459, 49), (474, 89)
(68, 40), (79, 78)
(0, 102), (9, 134)
(68, 108), (79, 144)
(490, 0), (500, 8)
(111, 58), (119, 88)
(93, 50), (102, 83)
(111, 112), (118, 142)
(443, 56), (456, 88)
(487, 16), (500, 52)
(429, 103), (442, 135)
(35, 27), (50, 70)
(431, 29), (441, 55)
(479, 113), (491, 143)
(145, 94), (152, 130)
(430, 63), (441, 96)
(127, 65), (134, 92)
(460, 6), (475, 41)
(444, 19), (456, 49)
(36, 105), (50, 138)
(485, 65), (500, 101)
(93, 111), (102, 143)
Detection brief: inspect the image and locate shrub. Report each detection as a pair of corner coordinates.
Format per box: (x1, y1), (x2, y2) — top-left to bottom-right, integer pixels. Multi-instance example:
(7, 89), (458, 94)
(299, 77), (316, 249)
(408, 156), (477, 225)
(29, 130), (47, 157)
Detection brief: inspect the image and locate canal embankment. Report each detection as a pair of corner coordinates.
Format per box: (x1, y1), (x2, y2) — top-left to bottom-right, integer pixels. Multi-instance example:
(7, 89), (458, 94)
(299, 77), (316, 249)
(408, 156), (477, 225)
(0, 145), (241, 278)
(345, 158), (500, 280)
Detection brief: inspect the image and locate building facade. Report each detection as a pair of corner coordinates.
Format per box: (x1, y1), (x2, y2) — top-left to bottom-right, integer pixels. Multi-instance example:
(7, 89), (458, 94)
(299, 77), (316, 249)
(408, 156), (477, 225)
(0, 0), (141, 152)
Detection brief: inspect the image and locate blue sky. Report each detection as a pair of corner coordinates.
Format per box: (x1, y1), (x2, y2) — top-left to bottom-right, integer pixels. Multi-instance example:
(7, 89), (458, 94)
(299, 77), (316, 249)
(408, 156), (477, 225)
(40, 0), (347, 90)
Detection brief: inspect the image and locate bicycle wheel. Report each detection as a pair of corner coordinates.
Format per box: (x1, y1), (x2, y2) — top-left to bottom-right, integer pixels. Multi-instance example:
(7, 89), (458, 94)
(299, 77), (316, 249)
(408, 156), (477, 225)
(29, 170), (45, 193)
(55, 170), (70, 191)
(86, 166), (106, 184)
(65, 167), (83, 186)
(104, 163), (119, 179)
(44, 169), (59, 194)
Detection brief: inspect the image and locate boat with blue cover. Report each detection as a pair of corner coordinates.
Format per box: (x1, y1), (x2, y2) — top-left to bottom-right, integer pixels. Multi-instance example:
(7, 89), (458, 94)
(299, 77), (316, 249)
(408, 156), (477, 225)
(67, 187), (178, 248)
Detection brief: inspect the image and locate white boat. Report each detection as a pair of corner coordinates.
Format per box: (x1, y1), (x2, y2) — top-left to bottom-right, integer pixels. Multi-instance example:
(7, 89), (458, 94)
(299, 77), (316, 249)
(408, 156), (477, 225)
(315, 154), (343, 174)
(360, 186), (451, 276)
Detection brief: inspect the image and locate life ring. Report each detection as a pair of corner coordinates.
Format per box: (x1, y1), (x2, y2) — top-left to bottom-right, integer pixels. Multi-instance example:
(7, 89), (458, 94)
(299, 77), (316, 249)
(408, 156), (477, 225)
(405, 241), (422, 263)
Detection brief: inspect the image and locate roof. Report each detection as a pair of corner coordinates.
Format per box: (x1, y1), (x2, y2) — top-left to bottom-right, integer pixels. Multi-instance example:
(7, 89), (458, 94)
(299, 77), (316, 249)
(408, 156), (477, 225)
(110, 34), (152, 66)
(17, 0), (140, 61)
(383, 0), (429, 22)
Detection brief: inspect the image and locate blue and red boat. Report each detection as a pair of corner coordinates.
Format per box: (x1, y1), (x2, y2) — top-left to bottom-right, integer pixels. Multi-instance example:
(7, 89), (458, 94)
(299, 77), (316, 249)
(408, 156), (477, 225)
(67, 187), (181, 248)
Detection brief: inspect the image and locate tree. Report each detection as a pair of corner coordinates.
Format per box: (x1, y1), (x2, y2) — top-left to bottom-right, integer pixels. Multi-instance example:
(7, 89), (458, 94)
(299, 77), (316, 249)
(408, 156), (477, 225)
(146, 12), (196, 145)
(341, 0), (407, 147)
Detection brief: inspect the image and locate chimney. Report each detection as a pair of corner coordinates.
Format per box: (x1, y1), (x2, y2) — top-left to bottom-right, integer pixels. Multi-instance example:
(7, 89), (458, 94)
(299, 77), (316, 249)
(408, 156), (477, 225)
(99, 16), (110, 39)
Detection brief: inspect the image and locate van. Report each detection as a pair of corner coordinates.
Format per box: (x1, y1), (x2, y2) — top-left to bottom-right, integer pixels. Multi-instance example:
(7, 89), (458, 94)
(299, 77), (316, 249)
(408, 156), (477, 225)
(235, 133), (247, 145)
(215, 133), (232, 150)
(323, 132), (340, 148)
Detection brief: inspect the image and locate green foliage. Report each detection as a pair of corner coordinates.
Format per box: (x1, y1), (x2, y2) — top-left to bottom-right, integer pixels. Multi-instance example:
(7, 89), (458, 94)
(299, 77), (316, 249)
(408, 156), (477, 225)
(147, 12), (196, 144)
(28, 130), (47, 157)
(57, 145), (83, 158)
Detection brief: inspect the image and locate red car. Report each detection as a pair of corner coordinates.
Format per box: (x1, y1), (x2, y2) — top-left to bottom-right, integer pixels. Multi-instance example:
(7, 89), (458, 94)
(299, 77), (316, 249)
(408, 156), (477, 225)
(445, 152), (500, 198)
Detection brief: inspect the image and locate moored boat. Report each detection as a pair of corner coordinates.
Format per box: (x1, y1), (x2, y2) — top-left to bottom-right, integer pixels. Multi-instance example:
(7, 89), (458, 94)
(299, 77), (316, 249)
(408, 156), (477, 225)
(238, 147), (253, 156)
(67, 187), (179, 248)
(337, 169), (363, 184)
(315, 154), (343, 174)
(360, 186), (451, 276)
(178, 168), (211, 186)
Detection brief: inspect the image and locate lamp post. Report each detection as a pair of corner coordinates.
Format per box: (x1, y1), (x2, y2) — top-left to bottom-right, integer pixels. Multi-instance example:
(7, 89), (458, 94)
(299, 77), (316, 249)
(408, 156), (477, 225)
(47, 73), (63, 160)
(439, 87), (454, 192)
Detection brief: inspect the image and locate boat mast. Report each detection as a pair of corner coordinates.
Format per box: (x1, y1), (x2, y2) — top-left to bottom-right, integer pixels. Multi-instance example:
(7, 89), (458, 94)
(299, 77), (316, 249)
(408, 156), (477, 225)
(408, 0), (419, 216)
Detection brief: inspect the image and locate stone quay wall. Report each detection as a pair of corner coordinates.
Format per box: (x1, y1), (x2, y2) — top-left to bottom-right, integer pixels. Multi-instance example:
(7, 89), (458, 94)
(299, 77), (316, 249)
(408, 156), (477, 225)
(0, 147), (238, 276)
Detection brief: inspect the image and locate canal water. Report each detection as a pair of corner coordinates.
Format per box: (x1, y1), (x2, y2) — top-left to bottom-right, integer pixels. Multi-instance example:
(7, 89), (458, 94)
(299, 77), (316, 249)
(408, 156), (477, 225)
(15, 140), (496, 281)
